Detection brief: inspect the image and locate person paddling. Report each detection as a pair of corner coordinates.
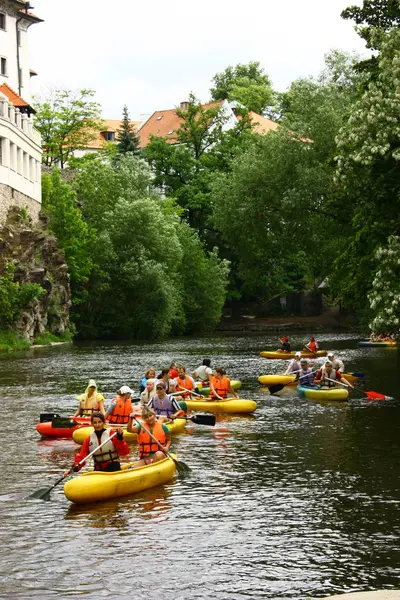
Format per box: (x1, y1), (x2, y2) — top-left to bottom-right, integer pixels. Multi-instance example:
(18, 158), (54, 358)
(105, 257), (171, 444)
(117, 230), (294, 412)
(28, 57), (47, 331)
(157, 368), (177, 394)
(277, 336), (291, 353)
(107, 386), (135, 424)
(298, 358), (316, 387)
(64, 412), (129, 476)
(314, 361), (354, 389)
(73, 379), (106, 418)
(285, 351), (302, 377)
(191, 358), (213, 383)
(127, 406), (172, 468)
(303, 336), (319, 354)
(209, 368), (239, 401)
(326, 352), (345, 373)
(175, 365), (197, 398)
(147, 381), (185, 421)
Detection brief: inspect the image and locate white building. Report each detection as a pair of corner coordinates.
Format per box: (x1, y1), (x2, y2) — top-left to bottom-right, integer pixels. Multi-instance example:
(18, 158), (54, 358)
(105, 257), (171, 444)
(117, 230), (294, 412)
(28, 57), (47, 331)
(0, 0), (42, 221)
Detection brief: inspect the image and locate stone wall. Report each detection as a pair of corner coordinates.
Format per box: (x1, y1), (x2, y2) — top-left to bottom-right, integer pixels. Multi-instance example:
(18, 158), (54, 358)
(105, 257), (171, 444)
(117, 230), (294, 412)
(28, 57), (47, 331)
(0, 183), (41, 223)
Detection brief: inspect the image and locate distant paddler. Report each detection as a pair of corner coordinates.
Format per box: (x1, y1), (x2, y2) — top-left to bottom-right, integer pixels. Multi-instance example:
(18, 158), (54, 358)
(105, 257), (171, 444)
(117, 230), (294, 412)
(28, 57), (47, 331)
(209, 368), (239, 401)
(298, 358), (316, 387)
(73, 379), (105, 418)
(191, 358), (213, 383)
(285, 351), (302, 377)
(107, 385), (136, 424)
(314, 361), (354, 389)
(64, 412), (129, 476)
(326, 351), (345, 373)
(276, 336), (291, 353)
(175, 365), (198, 398)
(302, 336), (319, 354)
(127, 406), (172, 468)
(147, 381), (185, 421)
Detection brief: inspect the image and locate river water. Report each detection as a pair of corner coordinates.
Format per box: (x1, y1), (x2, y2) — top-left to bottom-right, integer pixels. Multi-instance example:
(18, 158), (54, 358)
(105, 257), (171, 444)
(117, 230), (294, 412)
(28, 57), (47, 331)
(1, 332), (400, 599)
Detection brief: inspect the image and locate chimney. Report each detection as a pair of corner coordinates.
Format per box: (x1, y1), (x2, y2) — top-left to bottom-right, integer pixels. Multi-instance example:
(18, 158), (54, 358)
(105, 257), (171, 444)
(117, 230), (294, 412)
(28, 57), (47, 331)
(180, 101), (189, 111)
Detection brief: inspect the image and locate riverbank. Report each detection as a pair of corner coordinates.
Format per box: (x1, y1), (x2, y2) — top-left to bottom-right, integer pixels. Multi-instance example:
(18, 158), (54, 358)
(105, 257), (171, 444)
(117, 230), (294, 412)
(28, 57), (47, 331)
(216, 308), (359, 334)
(0, 329), (73, 352)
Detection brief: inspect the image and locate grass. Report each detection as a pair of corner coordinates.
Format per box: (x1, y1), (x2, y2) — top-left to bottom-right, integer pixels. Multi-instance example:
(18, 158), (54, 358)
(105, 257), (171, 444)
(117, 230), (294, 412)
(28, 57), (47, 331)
(34, 329), (73, 345)
(0, 330), (30, 352)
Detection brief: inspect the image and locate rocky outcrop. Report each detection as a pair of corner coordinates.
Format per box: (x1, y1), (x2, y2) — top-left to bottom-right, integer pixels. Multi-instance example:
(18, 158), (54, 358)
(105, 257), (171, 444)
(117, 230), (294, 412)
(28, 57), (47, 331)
(0, 206), (71, 341)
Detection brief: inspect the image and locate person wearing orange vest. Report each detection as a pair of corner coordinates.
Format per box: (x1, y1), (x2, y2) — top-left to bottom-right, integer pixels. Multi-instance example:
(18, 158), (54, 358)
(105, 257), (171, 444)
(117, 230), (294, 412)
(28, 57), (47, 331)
(107, 385), (135, 424)
(175, 365), (196, 398)
(127, 406), (172, 468)
(303, 336), (319, 354)
(73, 379), (106, 418)
(209, 368), (239, 401)
(64, 412), (129, 475)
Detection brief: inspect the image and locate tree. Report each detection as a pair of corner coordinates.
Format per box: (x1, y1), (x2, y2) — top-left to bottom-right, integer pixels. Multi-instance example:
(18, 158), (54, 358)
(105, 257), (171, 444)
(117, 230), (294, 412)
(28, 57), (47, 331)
(368, 236), (400, 333)
(34, 89), (102, 168)
(116, 105), (140, 154)
(210, 61), (274, 114)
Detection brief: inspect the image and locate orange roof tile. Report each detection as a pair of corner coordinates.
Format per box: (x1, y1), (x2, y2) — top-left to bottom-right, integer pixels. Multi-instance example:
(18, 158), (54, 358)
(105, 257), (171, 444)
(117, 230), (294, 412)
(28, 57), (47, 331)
(0, 83), (29, 108)
(137, 102), (223, 148)
(248, 112), (279, 135)
(85, 119), (142, 149)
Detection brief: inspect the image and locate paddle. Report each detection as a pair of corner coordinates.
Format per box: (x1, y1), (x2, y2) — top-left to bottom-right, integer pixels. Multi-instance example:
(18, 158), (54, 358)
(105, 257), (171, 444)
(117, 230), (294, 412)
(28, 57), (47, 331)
(132, 417), (190, 475)
(319, 376), (353, 389)
(172, 387), (203, 398)
(268, 369), (319, 395)
(365, 391), (388, 401)
(183, 414), (216, 426)
(29, 432), (118, 500)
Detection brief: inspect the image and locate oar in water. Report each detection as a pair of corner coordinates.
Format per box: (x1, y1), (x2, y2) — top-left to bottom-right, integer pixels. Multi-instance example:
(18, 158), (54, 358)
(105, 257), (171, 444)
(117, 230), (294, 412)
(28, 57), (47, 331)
(181, 413), (216, 426)
(268, 369), (319, 395)
(29, 432), (118, 500)
(132, 417), (190, 475)
(365, 391), (388, 401)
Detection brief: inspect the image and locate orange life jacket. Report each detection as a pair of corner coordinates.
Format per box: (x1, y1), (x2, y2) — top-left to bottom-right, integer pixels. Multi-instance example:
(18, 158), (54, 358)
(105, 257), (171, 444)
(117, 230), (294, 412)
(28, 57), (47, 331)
(137, 420), (167, 458)
(108, 396), (132, 424)
(176, 375), (193, 398)
(210, 376), (230, 399)
(308, 341), (318, 352)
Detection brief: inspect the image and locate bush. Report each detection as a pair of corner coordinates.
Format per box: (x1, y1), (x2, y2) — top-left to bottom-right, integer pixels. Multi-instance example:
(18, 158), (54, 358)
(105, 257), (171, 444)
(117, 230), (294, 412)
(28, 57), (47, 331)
(0, 330), (30, 351)
(0, 263), (46, 328)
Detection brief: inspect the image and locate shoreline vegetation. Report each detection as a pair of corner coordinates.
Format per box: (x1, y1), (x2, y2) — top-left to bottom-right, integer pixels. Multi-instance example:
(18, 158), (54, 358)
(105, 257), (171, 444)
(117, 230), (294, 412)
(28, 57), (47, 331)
(0, 330), (73, 353)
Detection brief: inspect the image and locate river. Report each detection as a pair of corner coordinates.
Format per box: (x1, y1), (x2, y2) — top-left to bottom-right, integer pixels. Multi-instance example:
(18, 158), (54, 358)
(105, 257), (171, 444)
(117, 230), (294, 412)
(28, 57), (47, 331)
(1, 332), (400, 599)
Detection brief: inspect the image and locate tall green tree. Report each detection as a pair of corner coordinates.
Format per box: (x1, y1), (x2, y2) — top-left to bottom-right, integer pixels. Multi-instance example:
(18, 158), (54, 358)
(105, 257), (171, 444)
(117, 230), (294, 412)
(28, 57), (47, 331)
(117, 105), (140, 154)
(34, 89), (102, 168)
(368, 236), (400, 333)
(210, 61), (273, 114)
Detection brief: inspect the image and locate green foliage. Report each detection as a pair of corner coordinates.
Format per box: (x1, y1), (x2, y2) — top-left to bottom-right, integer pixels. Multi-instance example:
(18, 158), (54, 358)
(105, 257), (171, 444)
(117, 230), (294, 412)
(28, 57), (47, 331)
(117, 105), (140, 155)
(0, 330), (30, 351)
(341, 0), (400, 50)
(0, 263), (46, 328)
(34, 329), (73, 345)
(34, 89), (102, 168)
(368, 236), (400, 333)
(42, 169), (95, 306)
(210, 61), (273, 114)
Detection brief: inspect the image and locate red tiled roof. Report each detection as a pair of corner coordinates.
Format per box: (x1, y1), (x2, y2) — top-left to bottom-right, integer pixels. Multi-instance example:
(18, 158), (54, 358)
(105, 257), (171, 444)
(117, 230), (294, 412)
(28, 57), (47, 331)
(85, 119), (142, 149)
(138, 102), (223, 148)
(10, 0), (43, 22)
(0, 83), (29, 108)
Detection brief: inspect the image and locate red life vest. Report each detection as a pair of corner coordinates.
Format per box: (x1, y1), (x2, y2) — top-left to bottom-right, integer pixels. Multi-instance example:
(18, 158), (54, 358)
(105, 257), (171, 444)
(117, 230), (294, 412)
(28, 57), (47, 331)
(137, 420), (167, 458)
(108, 396), (132, 424)
(210, 376), (230, 399)
(308, 340), (318, 352)
(88, 429), (120, 470)
(176, 375), (193, 398)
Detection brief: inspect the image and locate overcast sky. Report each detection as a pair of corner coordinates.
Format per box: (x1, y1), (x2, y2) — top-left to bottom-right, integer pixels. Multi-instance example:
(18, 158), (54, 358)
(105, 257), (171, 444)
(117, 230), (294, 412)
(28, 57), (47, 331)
(29, 0), (367, 121)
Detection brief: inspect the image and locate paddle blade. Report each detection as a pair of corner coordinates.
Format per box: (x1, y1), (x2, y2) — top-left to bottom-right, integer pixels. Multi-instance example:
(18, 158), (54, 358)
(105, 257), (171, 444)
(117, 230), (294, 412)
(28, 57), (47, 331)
(365, 391), (387, 401)
(268, 384), (285, 395)
(189, 414), (216, 426)
(175, 459), (191, 476)
(28, 488), (52, 501)
(40, 413), (60, 423)
(351, 372), (365, 378)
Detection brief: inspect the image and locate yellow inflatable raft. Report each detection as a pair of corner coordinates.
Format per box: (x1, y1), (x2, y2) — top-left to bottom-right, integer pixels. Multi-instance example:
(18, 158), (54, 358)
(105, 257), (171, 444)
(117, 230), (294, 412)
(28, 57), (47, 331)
(196, 380), (242, 396)
(260, 350), (327, 360)
(297, 384), (349, 401)
(259, 373), (358, 386)
(72, 418), (187, 445)
(185, 398), (256, 414)
(64, 455), (177, 504)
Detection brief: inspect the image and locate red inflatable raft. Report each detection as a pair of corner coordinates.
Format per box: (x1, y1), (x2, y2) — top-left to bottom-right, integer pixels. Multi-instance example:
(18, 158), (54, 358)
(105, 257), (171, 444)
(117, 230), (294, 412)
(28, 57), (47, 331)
(36, 414), (90, 438)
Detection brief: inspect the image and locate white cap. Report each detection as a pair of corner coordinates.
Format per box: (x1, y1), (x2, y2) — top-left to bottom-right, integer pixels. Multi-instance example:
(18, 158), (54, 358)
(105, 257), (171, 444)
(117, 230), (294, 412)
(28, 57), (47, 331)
(327, 351), (334, 357)
(295, 351), (301, 357)
(119, 385), (134, 395)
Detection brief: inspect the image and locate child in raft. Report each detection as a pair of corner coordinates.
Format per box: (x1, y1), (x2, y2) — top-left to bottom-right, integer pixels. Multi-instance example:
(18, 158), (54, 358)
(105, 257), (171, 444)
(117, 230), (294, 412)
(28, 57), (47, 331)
(127, 406), (172, 468)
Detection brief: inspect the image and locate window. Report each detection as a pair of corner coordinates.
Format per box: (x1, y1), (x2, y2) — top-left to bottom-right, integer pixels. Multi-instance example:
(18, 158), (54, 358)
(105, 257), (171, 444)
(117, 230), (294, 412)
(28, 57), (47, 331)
(0, 13), (6, 31)
(1, 57), (7, 76)
(103, 131), (115, 142)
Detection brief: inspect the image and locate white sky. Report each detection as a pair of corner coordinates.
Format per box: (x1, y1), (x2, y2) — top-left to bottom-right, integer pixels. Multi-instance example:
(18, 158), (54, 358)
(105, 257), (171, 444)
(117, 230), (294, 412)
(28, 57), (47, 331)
(29, 0), (366, 121)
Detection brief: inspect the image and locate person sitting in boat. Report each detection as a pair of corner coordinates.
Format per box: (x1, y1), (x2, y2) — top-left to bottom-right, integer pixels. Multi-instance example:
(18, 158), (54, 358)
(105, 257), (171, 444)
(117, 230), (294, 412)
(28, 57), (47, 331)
(285, 351), (302, 377)
(191, 358), (213, 383)
(298, 358), (316, 387)
(73, 379), (106, 418)
(147, 381), (185, 421)
(209, 368), (239, 401)
(141, 379), (157, 405)
(326, 352), (344, 373)
(157, 368), (177, 394)
(127, 406), (172, 468)
(314, 361), (354, 389)
(139, 368), (156, 393)
(175, 365), (197, 398)
(107, 386), (136, 424)
(64, 412), (129, 476)
(169, 362), (179, 379)
(277, 336), (291, 353)
(302, 336), (319, 354)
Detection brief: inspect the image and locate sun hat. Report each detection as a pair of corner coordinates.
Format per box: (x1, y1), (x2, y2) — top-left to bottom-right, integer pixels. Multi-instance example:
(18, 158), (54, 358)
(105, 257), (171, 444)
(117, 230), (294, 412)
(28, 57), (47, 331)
(88, 379), (97, 388)
(295, 351), (302, 357)
(119, 385), (134, 395)
(327, 351), (335, 357)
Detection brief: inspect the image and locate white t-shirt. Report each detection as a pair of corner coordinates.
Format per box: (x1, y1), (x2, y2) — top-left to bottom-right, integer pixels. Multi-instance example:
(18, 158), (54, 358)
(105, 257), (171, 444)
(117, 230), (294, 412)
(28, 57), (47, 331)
(193, 365), (212, 381)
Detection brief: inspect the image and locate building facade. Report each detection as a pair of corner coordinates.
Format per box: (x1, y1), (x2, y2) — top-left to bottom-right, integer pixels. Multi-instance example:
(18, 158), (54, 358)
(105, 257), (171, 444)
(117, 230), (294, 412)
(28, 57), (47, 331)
(0, 0), (42, 221)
